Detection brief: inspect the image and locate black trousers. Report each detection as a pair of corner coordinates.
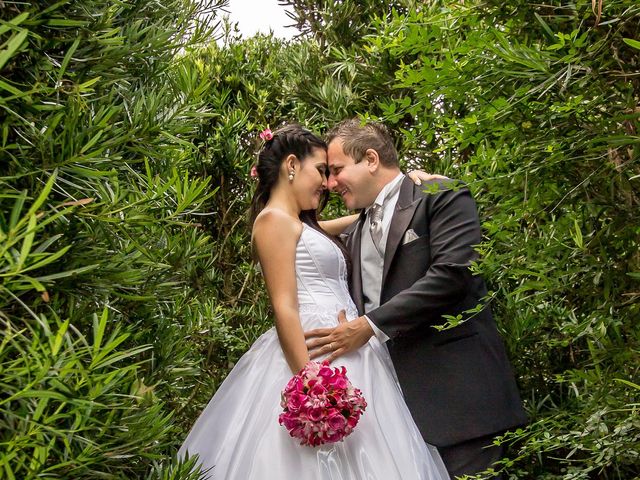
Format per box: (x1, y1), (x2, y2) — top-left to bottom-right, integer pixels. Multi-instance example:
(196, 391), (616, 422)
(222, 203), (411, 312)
(437, 433), (505, 479)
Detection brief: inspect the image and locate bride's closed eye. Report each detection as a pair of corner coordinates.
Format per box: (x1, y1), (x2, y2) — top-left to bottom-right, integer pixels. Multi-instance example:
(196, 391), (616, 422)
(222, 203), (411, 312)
(316, 165), (328, 178)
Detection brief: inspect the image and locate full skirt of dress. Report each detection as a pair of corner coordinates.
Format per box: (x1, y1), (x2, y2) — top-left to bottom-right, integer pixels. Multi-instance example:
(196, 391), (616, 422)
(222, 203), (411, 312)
(179, 306), (449, 480)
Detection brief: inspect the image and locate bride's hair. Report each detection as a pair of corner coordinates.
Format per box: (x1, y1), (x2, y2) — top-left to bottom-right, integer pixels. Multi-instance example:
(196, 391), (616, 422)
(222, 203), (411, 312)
(249, 124), (352, 277)
(249, 124), (326, 224)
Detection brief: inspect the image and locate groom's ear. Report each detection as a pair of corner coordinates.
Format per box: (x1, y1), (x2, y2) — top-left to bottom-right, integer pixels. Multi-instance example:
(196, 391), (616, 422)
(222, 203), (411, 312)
(364, 148), (380, 172)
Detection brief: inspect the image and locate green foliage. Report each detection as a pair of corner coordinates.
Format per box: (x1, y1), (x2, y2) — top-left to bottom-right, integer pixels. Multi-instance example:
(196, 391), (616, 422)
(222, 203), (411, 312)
(279, 0), (414, 47)
(1, 0), (228, 478)
(2, 0), (639, 478)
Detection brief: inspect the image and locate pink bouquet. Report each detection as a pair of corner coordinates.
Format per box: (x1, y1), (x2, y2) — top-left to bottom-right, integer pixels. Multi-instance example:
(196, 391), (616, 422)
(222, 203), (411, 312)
(278, 361), (367, 447)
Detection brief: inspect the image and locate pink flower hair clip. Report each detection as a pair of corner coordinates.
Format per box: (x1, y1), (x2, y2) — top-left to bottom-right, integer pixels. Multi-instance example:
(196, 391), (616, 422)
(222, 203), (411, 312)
(250, 165), (258, 180)
(259, 128), (273, 141)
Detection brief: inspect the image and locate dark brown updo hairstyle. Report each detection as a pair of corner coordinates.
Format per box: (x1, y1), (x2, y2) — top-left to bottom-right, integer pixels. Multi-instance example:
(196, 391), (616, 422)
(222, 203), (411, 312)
(249, 124), (326, 225)
(249, 124), (351, 277)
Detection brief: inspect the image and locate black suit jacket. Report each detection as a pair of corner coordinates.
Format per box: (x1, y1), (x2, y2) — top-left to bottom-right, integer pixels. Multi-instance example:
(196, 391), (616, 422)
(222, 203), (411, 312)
(343, 176), (527, 447)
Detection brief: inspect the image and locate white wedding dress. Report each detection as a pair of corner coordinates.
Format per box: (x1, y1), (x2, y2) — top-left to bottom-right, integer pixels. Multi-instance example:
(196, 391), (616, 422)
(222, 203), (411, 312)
(179, 223), (449, 479)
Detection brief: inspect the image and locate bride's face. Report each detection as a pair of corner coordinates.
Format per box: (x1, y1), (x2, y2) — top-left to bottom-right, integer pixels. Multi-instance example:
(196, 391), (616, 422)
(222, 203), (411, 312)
(291, 148), (328, 211)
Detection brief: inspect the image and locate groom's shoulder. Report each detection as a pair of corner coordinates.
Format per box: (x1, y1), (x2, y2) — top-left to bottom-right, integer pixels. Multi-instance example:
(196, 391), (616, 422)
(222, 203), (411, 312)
(410, 177), (469, 200)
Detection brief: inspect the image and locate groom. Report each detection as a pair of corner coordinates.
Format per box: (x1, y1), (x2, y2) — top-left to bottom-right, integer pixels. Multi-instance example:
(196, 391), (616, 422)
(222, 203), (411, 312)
(306, 119), (527, 478)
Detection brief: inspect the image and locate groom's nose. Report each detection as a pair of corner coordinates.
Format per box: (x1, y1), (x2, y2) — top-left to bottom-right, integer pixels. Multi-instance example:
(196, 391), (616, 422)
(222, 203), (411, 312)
(327, 174), (338, 191)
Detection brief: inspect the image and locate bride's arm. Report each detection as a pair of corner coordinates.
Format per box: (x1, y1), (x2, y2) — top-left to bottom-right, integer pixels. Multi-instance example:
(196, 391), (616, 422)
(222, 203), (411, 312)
(319, 214), (359, 236)
(253, 210), (309, 374)
(407, 170), (448, 184)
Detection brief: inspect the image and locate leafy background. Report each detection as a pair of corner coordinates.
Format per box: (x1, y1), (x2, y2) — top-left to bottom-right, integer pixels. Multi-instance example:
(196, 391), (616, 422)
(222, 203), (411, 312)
(1, 0), (638, 478)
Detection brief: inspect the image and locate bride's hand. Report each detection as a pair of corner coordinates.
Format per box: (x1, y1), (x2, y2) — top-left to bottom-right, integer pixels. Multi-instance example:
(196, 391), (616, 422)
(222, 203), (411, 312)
(407, 169), (448, 185)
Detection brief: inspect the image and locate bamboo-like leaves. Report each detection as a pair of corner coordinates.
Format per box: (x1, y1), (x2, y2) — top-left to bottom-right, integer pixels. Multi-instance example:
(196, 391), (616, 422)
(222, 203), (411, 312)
(0, 171), (94, 295)
(0, 309), (164, 479)
(1, 1), (226, 478)
(0, 29), (28, 71)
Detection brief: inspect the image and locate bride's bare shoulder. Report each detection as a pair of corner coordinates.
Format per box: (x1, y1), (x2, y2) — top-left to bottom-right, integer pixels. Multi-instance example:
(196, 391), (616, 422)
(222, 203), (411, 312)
(252, 208), (303, 244)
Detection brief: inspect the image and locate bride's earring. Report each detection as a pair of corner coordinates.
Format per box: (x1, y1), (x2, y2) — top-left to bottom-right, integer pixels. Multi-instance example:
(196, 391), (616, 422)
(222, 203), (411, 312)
(288, 170), (295, 181)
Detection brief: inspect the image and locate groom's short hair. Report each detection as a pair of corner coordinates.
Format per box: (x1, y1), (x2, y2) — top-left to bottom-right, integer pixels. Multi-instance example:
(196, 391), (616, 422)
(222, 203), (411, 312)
(326, 119), (399, 168)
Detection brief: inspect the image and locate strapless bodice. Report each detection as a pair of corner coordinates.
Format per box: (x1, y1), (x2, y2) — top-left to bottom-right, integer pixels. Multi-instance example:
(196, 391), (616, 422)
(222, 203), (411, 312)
(295, 224), (358, 321)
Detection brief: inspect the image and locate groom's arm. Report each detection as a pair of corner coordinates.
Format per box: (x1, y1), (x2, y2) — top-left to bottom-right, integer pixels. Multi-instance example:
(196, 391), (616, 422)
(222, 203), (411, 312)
(307, 182), (483, 362)
(367, 183), (483, 339)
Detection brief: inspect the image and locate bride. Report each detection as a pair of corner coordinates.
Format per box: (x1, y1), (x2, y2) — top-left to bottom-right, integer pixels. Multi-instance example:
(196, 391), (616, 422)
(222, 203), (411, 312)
(178, 124), (449, 479)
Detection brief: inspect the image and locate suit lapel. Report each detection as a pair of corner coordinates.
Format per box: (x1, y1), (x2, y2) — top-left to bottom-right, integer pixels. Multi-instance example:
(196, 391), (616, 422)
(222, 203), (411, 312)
(382, 177), (419, 286)
(348, 211), (366, 315)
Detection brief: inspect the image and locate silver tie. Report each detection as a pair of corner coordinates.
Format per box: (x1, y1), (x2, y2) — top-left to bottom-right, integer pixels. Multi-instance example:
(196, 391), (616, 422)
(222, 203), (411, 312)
(369, 203), (384, 256)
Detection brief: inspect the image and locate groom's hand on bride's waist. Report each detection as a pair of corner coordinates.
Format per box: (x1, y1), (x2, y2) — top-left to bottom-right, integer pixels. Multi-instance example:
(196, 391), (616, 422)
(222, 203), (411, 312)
(304, 310), (374, 363)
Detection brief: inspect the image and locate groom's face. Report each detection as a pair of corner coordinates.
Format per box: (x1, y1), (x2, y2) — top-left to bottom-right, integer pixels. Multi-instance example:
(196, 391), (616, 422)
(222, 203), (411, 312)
(327, 140), (375, 210)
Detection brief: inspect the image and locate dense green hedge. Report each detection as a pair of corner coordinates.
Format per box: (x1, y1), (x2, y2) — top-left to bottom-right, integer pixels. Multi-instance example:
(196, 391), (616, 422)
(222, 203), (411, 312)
(2, 0), (638, 478)
(0, 1), (226, 478)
